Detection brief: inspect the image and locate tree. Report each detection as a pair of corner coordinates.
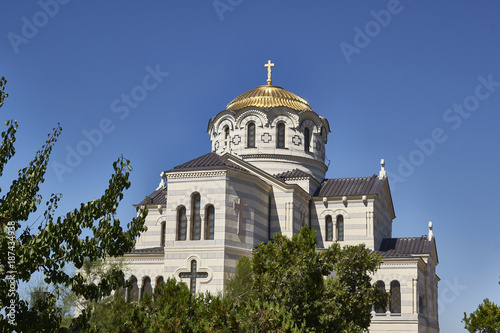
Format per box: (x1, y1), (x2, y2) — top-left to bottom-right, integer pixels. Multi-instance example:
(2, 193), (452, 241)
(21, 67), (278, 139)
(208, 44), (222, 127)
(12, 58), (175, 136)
(463, 281), (500, 333)
(0, 76), (147, 331)
(249, 225), (387, 332)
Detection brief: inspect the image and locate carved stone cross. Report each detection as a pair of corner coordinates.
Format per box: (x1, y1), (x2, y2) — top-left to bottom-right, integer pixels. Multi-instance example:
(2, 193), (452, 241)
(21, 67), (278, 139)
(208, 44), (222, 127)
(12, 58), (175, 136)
(234, 197), (249, 235)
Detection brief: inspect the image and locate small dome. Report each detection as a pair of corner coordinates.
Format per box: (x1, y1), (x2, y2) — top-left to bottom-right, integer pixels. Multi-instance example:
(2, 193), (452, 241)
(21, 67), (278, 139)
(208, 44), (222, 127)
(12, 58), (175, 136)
(226, 85), (312, 112)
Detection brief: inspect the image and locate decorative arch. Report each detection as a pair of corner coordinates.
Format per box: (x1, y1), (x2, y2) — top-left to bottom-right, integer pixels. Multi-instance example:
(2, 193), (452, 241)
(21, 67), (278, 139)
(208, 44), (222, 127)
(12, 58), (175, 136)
(212, 112), (236, 132)
(235, 109), (266, 129)
(319, 209), (351, 220)
(269, 114), (295, 129)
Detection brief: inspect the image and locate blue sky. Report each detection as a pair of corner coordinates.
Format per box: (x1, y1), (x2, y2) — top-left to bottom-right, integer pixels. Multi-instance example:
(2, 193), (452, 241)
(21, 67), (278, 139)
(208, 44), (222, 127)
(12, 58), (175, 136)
(1, 1), (499, 331)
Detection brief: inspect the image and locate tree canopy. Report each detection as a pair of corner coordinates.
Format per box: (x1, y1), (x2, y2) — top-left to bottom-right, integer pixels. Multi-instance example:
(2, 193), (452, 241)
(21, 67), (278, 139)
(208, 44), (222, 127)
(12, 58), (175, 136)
(0, 76), (147, 331)
(87, 226), (387, 333)
(463, 281), (500, 333)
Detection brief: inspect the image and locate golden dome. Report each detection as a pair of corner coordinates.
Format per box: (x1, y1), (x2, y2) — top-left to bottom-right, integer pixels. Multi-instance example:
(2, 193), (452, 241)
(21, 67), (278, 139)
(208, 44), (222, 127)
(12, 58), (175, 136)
(226, 85), (312, 112)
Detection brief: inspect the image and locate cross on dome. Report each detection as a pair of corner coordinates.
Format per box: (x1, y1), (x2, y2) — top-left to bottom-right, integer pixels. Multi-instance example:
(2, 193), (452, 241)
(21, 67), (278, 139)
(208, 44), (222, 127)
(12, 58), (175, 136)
(265, 60), (274, 85)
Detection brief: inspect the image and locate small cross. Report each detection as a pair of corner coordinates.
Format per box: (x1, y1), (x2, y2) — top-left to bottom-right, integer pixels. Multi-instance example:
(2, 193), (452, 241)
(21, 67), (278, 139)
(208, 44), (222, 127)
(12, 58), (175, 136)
(264, 60), (274, 85)
(261, 132), (272, 143)
(179, 260), (208, 296)
(234, 197), (249, 235)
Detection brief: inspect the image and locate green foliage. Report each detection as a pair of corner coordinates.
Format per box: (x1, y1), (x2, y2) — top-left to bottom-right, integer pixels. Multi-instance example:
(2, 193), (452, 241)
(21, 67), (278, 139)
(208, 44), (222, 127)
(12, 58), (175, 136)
(224, 255), (253, 300)
(249, 225), (386, 332)
(0, 77), (147, 330)
(463, 298), (500, 333)
(80, 226), (386, 332)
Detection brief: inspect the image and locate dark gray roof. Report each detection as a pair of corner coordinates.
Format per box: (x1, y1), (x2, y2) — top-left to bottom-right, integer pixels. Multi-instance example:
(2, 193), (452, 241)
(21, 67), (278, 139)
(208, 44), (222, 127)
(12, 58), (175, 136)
(274, 168), (311, 179)
(129, 246), (165, 254)
(138, 188), (167, 205)
(315, 175), (382, 197)
(167, 152), (247, 172)
(378, 236), (433, 258)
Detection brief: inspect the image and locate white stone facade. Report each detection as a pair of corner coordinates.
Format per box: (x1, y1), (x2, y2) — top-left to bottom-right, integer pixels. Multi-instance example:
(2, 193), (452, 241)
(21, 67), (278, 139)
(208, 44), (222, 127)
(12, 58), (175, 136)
(123, 80), (439, 333)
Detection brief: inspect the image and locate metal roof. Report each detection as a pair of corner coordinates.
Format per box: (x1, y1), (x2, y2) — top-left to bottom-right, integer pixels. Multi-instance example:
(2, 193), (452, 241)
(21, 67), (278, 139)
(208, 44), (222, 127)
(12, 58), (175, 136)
(137, 188), (167, 206)
(315, 175), (382, 197)
(378, 236), (433, 258)
(274, 168), (311, 179)
(167, 152), (248, 172)
(129, 246), (165, 254)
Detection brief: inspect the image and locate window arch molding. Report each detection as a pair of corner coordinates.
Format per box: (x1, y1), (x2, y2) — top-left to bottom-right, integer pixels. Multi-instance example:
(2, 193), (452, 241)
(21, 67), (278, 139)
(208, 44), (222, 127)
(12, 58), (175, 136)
(269, 115), (294, 129)
(234, 111), (266, 129)
(319, 209), (350, 220)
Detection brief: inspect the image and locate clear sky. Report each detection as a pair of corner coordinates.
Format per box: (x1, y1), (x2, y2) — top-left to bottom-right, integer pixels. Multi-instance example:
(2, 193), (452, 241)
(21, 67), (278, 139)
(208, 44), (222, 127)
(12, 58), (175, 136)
(1, 1), (499, 331)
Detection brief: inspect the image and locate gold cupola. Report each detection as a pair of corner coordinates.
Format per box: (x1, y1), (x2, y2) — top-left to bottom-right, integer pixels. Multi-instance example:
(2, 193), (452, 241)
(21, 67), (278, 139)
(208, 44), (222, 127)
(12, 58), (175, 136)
(226, 60), (313, 112)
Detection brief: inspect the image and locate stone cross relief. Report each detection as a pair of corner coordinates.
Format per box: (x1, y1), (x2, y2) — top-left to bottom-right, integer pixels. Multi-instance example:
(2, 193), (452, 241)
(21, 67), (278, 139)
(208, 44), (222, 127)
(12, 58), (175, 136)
(233, 197), (249, 235)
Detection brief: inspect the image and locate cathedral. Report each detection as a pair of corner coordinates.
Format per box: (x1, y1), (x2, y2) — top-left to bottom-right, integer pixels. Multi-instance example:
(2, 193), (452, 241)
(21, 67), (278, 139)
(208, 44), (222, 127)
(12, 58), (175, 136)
(123, 61), (440, 332)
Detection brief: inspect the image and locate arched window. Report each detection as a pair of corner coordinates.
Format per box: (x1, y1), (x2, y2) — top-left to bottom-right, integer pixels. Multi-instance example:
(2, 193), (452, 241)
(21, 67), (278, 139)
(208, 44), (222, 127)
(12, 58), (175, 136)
(224, 126), (230, 147)
(325, 215), (333, 241)
(141, 277), (152, 298)
(205, 205), (215, 240)
(160, 221), (166, 246)
(192, 193), (201, 240)
(277, 122), (285, 148)
(155, 276), (164, 295)
(177, 206), (187, 241)
(247, 122), (255, 148)
(375, 281), (386, 313)
(390, 281), (401, 313)
(127, 276), (138, 303)
(304, 127), (310, 152)
(336, 215), (344, 241)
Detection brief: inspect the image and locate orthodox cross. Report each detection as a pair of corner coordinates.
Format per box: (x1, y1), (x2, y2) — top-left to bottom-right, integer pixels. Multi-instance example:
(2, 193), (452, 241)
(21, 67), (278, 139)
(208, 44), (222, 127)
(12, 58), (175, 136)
(234, 197), (249, 235)
(179, 260), (208, 296)
(265, 60), (274, 85)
